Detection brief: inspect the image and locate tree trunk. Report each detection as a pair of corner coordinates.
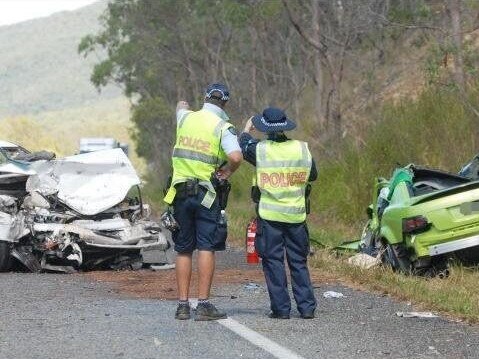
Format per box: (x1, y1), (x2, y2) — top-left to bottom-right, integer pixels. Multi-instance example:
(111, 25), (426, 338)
(329, 74), (342, 141)
(448, 0), (465, 92)
(250, 28), (258, 110)
(312, 0), (325, 132)
(314, 55), (324, 131)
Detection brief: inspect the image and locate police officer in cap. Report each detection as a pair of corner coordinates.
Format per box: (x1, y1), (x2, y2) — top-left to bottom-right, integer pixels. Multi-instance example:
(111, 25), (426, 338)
(164, 83), (242, 320)
(239, 107), (317, 319)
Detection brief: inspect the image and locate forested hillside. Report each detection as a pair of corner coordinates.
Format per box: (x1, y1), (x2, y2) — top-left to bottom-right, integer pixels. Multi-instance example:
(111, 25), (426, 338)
(0, 0), (122, 117)
(81, 1), (475, 172)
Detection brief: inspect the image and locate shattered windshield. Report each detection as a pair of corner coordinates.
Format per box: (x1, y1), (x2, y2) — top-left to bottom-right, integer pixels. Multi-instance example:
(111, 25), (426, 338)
(1, 146), (29, 160)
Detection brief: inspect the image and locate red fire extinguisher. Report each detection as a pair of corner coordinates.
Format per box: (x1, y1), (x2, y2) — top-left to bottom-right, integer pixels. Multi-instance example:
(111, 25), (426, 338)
(246, 218), (260, 264)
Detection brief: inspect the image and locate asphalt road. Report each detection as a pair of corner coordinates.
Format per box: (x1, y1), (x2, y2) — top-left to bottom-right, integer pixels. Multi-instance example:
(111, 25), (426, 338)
(1, 250), (479, 359)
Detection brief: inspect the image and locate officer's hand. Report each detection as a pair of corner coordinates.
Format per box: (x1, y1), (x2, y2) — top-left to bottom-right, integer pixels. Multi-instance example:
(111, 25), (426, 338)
(216, 167), (233, 180)
(176, 100), (189, 112)
(244, 116), (255, 133)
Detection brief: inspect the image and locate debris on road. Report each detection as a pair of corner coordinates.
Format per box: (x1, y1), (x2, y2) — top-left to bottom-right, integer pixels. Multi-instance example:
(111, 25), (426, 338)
(0, 148), (174, 273)
(153, 337), (162, 347)
(244, 282), (261, 290)
(396, 311), (438, 318)
(323, 291), (346, 298)
(151, 264), (176, 271)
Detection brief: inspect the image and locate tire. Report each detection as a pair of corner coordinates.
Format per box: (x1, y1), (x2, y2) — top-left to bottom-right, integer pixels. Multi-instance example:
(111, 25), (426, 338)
(385, 243), (411, 273)
(0, 241), (12, 272)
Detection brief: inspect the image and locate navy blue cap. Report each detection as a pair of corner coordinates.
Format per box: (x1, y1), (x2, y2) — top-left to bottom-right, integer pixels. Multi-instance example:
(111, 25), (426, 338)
(252, 107), (296, 133)
(205, 83), (230, 101)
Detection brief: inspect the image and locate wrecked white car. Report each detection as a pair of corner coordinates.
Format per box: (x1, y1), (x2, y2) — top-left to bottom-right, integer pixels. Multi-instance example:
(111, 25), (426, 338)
(0, 147), (174, 273)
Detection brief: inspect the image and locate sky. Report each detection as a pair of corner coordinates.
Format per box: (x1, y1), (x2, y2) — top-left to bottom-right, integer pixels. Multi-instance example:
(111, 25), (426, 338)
(0, 0), (98, 26)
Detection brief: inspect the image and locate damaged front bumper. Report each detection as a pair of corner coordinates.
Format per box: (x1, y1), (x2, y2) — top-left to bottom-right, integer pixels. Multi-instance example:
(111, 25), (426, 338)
(0, 149), (175, 273)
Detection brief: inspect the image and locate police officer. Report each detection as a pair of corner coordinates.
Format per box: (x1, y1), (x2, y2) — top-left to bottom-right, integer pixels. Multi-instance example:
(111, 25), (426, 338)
(164, 83), (243, 320)
(239, 107), (317, 319)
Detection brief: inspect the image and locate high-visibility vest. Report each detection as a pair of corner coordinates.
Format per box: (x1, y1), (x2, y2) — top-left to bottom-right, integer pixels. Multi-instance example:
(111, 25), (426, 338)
(254, 140), (312, 223)
(164, 109), (233, 208)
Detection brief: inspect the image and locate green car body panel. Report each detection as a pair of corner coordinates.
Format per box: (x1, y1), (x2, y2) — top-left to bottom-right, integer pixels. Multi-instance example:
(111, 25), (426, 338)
(367, 165), (479, 262)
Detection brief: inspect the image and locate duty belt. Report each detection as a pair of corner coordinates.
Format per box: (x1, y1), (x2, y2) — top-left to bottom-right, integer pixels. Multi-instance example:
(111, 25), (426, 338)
(170, 179), (216, 208)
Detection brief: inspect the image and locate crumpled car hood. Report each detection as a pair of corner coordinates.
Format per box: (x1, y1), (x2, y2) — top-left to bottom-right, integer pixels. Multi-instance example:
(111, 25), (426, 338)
(24, 149), (141, 215)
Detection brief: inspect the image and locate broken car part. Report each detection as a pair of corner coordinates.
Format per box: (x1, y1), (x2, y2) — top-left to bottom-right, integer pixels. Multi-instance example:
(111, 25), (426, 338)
(354, 164), (479, 277)
(323, 291), (346, 299)
(396, 312), (438, 318)
(0, 148), (174, 273)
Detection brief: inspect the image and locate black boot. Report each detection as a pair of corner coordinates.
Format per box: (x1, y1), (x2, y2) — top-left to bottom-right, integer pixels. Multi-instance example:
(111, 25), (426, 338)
(194, 302), (227, 321)
(175, 303), (191, 320)
(268, 311), (290, 319)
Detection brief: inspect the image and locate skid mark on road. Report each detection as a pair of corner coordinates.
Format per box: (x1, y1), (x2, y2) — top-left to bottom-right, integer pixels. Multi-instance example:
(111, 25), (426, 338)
(217, 318), (306, 359)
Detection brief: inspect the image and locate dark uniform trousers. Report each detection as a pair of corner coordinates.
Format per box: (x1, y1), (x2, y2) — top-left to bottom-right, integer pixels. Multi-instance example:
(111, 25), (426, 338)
(172, 187), (227, 254)
(255, 218), (317, 315)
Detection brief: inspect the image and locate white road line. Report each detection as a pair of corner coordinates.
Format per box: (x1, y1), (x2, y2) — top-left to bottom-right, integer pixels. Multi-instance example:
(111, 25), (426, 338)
(217, 317), (307, 359)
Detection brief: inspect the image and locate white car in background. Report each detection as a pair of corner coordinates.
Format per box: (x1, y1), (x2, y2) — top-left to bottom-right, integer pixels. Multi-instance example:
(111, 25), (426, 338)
(79, 137), (129, 156)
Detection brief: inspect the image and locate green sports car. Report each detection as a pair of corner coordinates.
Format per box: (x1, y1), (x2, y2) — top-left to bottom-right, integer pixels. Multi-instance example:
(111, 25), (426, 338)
(360, 162), (479, 276)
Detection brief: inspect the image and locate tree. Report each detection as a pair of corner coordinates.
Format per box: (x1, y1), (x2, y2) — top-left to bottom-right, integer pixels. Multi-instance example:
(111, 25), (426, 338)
(283, 0), (389, 141)
(79, 0), (309, 173)
(447, 0), (465, 93)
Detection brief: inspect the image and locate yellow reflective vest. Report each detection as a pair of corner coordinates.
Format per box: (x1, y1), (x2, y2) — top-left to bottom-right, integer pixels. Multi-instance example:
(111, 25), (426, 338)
(164, 109), (233, 208)
(254, 139), (312, 223)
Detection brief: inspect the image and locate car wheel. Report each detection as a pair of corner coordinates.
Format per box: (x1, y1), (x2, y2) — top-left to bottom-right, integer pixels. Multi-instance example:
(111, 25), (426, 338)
(0, 241), (12, 272)
(385, 243), (411, 273)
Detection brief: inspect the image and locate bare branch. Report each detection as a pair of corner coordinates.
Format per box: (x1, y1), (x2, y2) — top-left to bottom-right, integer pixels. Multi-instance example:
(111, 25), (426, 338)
(281, 0), (322, 51)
